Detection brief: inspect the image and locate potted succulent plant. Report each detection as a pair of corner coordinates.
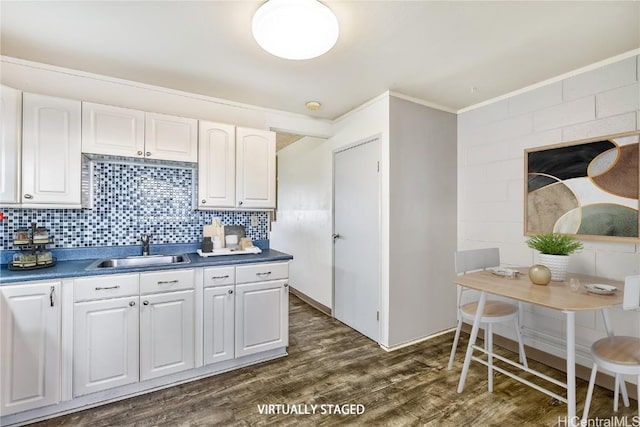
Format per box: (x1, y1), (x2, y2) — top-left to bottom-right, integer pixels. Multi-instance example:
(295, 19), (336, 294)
(526, 233), (583, 281)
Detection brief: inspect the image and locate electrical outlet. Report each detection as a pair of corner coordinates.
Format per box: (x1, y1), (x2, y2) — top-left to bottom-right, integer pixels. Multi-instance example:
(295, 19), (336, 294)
(250, 215), (259, 226)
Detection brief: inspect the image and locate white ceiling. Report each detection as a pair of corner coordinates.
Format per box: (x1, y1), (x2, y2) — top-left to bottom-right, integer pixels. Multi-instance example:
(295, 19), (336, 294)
(1, 1), (638, 120)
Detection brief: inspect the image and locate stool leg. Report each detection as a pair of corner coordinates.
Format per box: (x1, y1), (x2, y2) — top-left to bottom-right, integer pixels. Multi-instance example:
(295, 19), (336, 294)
(636, 374), (639, 418)
(513, 316), (528, 369)
(618, 374), (630, 408)
(487, 323), (493, 393)
(582, 364), (598, 424)
(448, 318), (463, 371)
(614, 374), (620, 412)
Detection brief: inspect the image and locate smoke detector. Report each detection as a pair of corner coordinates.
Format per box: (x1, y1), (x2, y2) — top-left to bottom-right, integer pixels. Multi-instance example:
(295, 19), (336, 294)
(305, 101), (321, 111)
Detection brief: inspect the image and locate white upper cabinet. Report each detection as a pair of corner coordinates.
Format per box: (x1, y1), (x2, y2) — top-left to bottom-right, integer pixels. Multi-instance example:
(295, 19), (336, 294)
(235, 127), (276, 209)
(1, 281), (61, 416)
(82, 103), (197, 163)
(145, 112), (197, 163)
(198, 121), (236, 208)
(0, 85), (22, 205)
(198, 125), (275, 210)
(81, 102), (145, 157)
(22, 93), (82, 206)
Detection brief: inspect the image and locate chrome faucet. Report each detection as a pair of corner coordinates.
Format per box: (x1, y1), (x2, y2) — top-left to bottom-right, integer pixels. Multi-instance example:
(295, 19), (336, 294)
(141, 234), (150, 256)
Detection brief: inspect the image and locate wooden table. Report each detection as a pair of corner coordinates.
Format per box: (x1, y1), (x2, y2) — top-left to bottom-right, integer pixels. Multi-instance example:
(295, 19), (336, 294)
(454, 268), (625, 420)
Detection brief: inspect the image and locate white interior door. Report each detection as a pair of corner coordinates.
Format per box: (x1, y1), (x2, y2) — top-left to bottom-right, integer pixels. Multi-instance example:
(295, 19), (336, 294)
(333, 138), (380, 342)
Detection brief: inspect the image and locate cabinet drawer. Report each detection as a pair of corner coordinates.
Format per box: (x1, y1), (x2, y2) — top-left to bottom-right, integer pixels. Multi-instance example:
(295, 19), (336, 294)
(140, 269), (194, 294)
(203, 266), (235, 287)
(236, 262), (288, 284)
(74, 274), (139, 302)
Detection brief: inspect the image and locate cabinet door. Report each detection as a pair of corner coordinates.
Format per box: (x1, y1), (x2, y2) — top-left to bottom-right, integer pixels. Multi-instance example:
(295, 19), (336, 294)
(73, 296), (140, 397)
(22, 93), (81, 206)
(235, 280), (288, 357)
(145, 112), (197, 162)
(1, 282), (61, 415)
(235, 127), (276, 209)
(203, 285), (235, 365)
(0, 85), (22, 204)
(198, 121), (236, 208)
(81, 102), (145, 157)
(140, 290), (194, 381)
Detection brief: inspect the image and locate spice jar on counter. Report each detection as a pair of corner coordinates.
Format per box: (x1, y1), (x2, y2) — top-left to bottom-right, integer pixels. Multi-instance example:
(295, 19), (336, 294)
(33, 227), (50, 244)
(13, 229), (30, 245)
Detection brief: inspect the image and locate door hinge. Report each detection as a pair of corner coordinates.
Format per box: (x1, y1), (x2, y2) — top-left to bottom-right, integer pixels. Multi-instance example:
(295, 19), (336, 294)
(377, 161), (380, 172)
(376, 311), (379, 321)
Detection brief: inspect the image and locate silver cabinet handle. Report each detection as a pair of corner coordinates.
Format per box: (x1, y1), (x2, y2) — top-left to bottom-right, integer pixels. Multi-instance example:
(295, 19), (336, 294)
(228, 289), (233, 294)
(49, 286), (55, 307)
(256, 272), (271, 276)
(284, 283), (288, 288)
(143, 301), (149, 306)
(24, 194), (33, 199)
(212, 275), (230, 279)
(238, 201), (244, 206)
(332, 233), (341, 240)
(146, 152), (151, 156)
(157, 280), (179, 285)
(137, 151), (143, 156)
(95, 285), (120, 291)
(201, 200), (206, 204)
(129, 301), (136, 307)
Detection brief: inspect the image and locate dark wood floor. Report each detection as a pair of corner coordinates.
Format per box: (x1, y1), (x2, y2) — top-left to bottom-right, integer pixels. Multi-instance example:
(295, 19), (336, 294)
(32, 295), (636, 427)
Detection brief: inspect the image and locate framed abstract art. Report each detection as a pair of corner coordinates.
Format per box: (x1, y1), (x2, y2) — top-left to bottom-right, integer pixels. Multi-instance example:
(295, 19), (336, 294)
(525, 131), (640, 242)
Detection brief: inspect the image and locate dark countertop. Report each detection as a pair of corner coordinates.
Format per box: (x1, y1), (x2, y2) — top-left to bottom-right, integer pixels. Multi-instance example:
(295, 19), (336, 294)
(0, 249), (293, 285)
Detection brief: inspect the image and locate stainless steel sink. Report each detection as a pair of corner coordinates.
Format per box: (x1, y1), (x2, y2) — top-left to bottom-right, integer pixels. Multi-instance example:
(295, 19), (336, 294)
(86, 254), (191, 270)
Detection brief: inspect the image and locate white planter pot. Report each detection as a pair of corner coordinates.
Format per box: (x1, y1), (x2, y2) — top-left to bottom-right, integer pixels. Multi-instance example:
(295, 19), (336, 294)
(538, 253), (570, 281)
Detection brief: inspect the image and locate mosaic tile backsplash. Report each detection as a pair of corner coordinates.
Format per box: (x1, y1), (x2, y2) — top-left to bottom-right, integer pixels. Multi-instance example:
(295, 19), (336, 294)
(0, 161), (270, 250)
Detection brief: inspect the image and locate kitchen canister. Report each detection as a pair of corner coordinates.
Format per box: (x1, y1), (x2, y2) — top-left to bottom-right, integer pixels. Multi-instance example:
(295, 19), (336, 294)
(225, 235), (238, 249)
(201, 237), (213, 253)
(213, 236), (222, 249)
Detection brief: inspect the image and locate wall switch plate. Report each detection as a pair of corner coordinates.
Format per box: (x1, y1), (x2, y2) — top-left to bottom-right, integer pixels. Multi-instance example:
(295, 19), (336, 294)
(250, 215), (259, 226)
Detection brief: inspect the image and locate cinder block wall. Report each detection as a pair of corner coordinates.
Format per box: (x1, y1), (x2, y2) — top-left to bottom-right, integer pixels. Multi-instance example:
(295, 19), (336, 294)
(457, 54), (640, 366)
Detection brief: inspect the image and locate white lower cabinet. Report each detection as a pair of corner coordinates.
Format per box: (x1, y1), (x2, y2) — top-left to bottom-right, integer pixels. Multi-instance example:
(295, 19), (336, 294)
(140, 290), (194, 380)
(73, 296), (140, 396)
(1, 262), (289, 422)
(235, 279), (289, 358)
(203, 285), (235, 365)
(72, 270), (195, 396)
(0, 281), (61, 416)
(72, 274), (140, 397)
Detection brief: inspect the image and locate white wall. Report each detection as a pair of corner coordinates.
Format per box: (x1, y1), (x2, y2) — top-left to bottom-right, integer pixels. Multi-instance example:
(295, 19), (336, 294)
(457, 54), (640, 366)
(270, 136), (333, 308)
(388, 96), (458, 347)
(0, 56), (332, 138)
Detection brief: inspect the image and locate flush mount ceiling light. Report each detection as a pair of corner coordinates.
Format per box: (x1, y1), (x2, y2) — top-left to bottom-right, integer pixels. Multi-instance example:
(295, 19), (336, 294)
(252, 0), (339, 60)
